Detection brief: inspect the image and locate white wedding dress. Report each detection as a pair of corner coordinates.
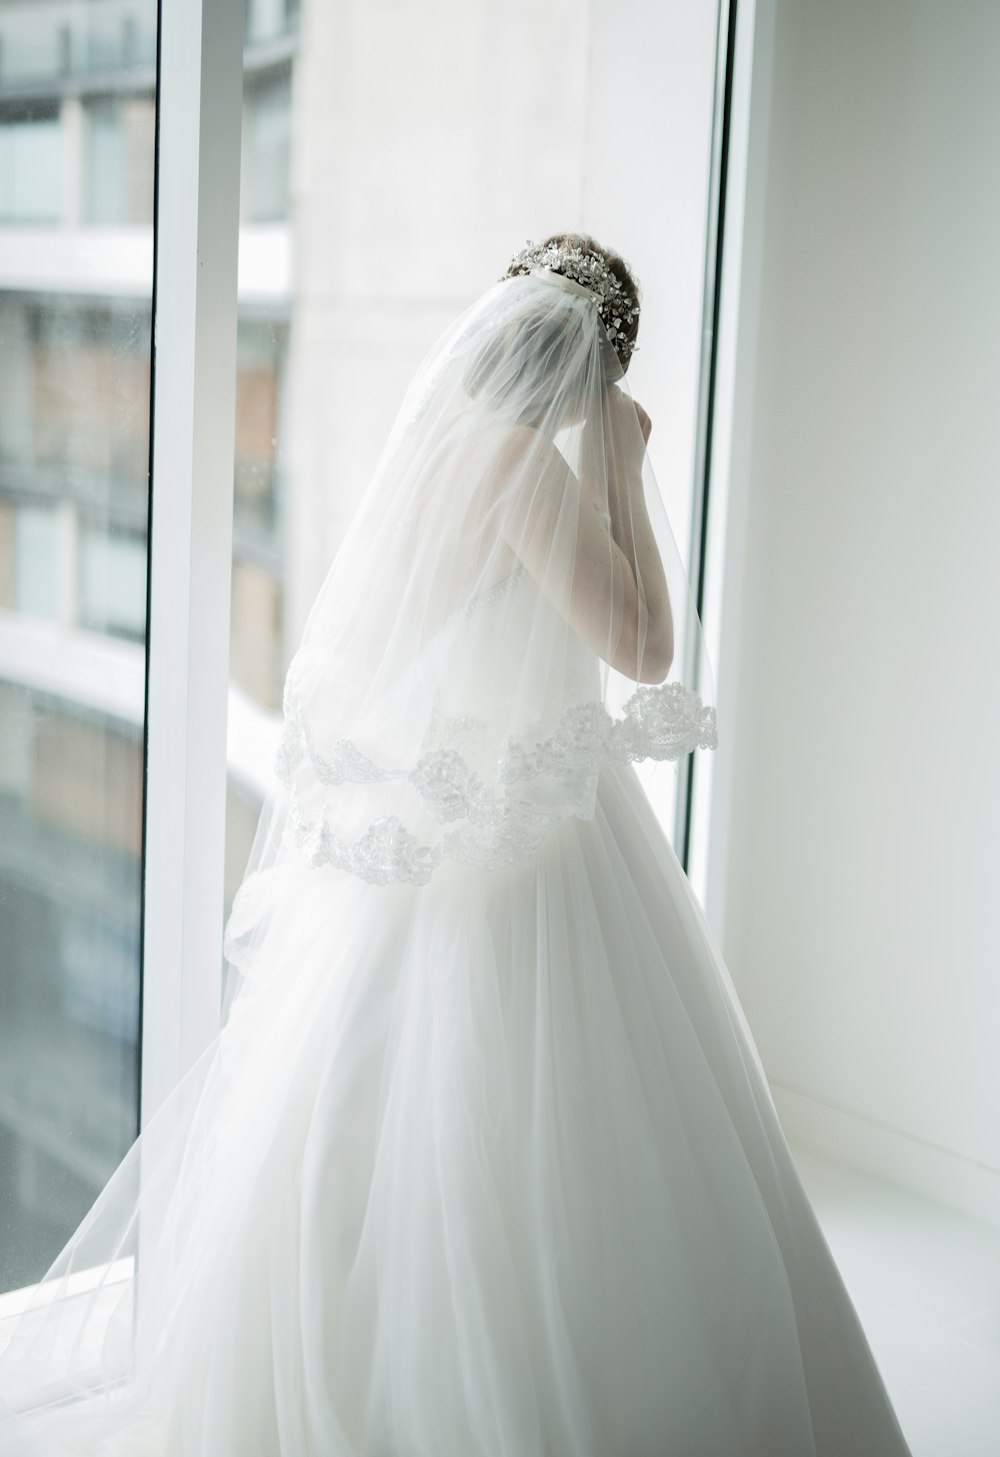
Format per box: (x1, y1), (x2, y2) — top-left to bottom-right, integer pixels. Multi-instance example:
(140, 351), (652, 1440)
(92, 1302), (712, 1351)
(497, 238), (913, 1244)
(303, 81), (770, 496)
(0, 561), (914, 1457)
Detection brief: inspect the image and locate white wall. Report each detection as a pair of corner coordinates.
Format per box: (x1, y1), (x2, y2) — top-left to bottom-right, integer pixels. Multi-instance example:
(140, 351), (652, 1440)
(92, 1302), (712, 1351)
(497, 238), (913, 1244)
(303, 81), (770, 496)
(711, 0), (1000, 1223)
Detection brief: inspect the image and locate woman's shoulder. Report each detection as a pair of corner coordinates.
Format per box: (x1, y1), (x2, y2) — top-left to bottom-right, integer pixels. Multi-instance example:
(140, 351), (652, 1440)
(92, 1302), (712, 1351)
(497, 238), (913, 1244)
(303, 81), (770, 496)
(481, 421), (568, 484)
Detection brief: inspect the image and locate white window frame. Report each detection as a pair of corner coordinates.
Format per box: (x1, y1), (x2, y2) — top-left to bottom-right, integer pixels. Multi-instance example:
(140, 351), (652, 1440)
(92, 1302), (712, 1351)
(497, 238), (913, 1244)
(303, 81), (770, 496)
(688, 0), (777, 936)
(140, 0), (245, 1127)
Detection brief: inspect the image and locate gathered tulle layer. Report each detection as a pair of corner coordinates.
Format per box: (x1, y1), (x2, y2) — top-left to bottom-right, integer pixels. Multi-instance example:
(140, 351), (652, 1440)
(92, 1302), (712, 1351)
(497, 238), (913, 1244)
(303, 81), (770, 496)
(0, 762), (911, 1457)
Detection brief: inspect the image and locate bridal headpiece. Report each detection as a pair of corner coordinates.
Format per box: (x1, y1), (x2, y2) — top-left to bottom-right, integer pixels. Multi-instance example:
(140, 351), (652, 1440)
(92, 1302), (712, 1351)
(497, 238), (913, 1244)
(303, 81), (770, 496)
(500, 238), (641, 365)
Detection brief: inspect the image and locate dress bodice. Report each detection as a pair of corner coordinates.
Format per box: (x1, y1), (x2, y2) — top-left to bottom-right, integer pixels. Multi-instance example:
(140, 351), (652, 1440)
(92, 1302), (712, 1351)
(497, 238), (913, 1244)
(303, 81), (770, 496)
(430, 559), (603, 740)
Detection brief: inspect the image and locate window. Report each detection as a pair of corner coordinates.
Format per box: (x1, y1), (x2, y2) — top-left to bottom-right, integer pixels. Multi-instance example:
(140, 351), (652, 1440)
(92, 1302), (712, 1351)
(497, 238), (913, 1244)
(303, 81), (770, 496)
(0, 3), (155, 1300)
(1, 0), (722, 1319)
(223, 0), (721, 909)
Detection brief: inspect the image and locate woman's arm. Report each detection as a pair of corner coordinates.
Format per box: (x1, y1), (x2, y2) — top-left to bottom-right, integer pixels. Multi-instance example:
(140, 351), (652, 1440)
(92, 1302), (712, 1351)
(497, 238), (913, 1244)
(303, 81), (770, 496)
(493, 422), (673, 684)
(599, 388), (674, 678)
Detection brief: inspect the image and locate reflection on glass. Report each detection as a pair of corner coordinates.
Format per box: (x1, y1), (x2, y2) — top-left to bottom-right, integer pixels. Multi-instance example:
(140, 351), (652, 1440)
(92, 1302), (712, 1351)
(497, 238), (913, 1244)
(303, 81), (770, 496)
(0, 0), (155, 1298)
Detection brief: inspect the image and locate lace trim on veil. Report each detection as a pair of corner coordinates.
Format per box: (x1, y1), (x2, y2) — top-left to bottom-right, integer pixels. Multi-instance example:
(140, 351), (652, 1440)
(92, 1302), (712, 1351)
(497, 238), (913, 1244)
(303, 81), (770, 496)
(270, 682), (717, 888)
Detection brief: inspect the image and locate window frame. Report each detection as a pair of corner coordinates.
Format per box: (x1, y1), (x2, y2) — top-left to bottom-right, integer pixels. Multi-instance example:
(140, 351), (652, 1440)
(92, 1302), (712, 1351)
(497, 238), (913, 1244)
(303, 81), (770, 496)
(685, 0), (775, 926)
(138, 0), (245, 1131)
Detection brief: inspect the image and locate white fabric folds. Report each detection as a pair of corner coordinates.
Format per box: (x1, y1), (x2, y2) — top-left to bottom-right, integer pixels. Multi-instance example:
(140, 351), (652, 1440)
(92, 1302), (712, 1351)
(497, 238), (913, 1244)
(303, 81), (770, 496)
(0, 766), (914, 1455)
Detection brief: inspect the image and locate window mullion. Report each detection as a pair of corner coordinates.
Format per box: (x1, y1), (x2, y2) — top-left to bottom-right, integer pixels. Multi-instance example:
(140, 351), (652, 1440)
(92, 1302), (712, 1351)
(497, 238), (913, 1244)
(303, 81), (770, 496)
(141, 0), (244, 1128)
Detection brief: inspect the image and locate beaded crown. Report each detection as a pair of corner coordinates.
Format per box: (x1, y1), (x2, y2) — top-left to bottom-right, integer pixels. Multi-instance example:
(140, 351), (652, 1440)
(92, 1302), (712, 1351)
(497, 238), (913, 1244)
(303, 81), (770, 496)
(500, 239), (641, 366)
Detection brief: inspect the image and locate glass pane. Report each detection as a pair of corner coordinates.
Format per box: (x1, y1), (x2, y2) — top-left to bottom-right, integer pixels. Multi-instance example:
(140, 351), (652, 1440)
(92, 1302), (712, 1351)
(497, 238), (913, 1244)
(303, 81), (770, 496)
(223, 2), (719, 930)
(0, 109), (62, 223)
(0, 0), (156, 1298)
(83, 97), (156, 226)
(241, 69), (292, 223)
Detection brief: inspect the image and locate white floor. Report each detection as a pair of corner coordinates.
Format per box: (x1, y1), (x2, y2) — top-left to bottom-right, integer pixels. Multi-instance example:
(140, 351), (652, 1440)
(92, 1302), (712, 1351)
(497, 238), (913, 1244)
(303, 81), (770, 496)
(788, 1142), (1000, 1457)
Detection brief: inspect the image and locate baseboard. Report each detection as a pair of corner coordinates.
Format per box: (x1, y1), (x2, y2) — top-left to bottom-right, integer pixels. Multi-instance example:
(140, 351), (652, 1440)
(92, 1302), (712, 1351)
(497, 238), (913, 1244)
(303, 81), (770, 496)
(769, 1080), (1000, 1230)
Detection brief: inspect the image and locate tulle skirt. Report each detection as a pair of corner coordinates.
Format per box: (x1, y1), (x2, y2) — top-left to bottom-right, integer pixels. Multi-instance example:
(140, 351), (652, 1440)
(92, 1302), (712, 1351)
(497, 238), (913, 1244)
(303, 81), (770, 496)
(0, 762), (912, 1456)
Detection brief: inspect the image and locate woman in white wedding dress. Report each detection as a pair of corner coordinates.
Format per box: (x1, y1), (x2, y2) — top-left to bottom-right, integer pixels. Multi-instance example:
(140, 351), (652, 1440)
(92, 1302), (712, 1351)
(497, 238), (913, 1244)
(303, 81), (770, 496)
(0, 234), (914, 1456)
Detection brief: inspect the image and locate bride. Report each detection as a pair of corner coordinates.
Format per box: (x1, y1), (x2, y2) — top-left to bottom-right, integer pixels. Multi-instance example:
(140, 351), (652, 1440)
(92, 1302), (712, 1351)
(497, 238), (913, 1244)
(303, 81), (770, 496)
(0, 234), (913, 1455)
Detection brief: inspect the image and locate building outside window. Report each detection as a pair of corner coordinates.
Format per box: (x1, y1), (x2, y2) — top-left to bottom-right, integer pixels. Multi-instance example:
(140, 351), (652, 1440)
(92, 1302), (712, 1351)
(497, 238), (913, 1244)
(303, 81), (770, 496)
(0, 0), (295, 1298)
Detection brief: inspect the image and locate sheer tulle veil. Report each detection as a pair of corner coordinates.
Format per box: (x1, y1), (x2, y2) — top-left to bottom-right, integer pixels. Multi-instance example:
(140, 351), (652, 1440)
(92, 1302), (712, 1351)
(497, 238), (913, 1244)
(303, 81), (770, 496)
(225, 255), (717, 990)
(0, 244), (718, 1449)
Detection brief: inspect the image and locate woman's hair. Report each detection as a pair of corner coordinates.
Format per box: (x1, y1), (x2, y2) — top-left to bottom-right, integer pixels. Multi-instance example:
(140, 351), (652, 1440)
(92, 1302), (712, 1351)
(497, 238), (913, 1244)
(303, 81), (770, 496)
(464, 232), (639, 424)
(535, 231), (641, 365)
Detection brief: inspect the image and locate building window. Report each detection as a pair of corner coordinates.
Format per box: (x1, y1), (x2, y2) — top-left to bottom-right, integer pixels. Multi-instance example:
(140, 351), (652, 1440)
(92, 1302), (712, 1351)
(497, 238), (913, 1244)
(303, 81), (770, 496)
(241, 67), (292, 223)
(0, 297), (151, 494)
(12, 504), (63, 619)
(0, 108), (62, 223)
(83, 95), (156, 226)
(78, 525), (147, 641)
(0, 684), (142, 1296)
(0, 4), (155, 1299)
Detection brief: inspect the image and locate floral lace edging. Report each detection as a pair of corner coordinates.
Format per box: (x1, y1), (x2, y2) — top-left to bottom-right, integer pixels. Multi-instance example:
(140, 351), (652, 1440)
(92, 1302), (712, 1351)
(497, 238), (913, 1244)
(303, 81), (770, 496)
(273, 682), (717, 887)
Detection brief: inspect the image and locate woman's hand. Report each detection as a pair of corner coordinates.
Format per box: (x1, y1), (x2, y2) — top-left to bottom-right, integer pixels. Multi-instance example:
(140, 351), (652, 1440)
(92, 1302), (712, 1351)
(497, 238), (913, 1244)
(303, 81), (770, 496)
(604, 385), (652, 445)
